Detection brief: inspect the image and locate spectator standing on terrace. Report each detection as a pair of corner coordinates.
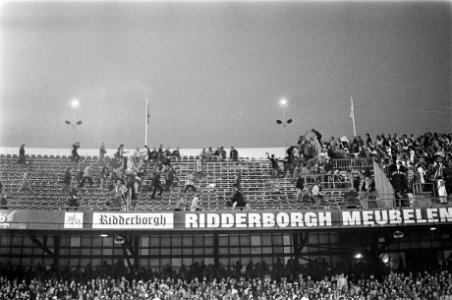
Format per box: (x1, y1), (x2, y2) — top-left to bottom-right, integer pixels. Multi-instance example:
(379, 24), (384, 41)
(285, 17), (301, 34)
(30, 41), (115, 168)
(150, 172), (164, 199)
(311, 180), (323, 207)
(215, 146), (227, 161)
(143, 145), (152, 160)
(291, 146), (300, 171)
(184, 172), (197, 193)
(150, 147), (159, 161)
(76, 158), (85, 184)
(438, 179), (448, 204)
(199, 148), (207, 160)
(0, 191), (7, 209)
(17, 144), (26, 164)
(391, 160), (407, 203)
(115, 180), (128, 211)
(98, 142), (107, 164)
(175, 196), (187, 211)
(171, 147), (181, 161)
(190, 192), (203, 211)
(416, 162), (427, 193)
(295, 175), (305, 200)
(71, 142), (81, 163)
(230, 146), (238, 161)
(195, 157), (203, 178)
(206, 146), (215, 160)
(99, 164), (109, 189)
(79, 164), (93, 188)
(164, 167), (178, 191)
(68, 182), (79, 209)
(231, 187), (250, 211)
(115, 144), (127, 165)
(163, 146), (172, 161)
(157, 144), (164, 162)
(61, 167), (72, 194)
(125, 175), (138, 209)
(17, 170), (33, 192)
(233, 172), (242, 191)
(267, 153), (282, 177)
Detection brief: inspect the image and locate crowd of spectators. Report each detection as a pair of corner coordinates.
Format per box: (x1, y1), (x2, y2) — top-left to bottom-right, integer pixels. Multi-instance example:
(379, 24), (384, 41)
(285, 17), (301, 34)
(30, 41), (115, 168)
(61, 143), (244, 212)
(8, 131), (452, 211)
(274, 131), (452, 205)
(1, 259), (452, 300)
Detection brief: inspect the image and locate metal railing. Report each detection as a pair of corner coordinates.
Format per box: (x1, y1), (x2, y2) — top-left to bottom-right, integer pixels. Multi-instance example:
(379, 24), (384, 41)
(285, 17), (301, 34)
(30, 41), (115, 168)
(331, 158), (374, 171)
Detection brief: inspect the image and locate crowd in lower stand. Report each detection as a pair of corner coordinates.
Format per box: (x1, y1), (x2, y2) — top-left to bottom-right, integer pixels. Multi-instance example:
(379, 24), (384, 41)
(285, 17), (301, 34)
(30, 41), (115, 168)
(278, 131), (452, 205)
(1, 259), (452, 300)
(7, 131), (452, 211)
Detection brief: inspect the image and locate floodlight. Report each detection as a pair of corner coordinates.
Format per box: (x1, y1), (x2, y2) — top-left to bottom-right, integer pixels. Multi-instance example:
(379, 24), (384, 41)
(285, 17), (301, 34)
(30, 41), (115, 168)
(287, 119), (293, 124)
(276, 120), (283, 124)
(76, 121), (82, 125)
(71, 98), (80, 109)
(280, 98), (287, 106)
(114, 236), (125, 244)
(65, 120), (71, 125)
(393, 230), (404, 239)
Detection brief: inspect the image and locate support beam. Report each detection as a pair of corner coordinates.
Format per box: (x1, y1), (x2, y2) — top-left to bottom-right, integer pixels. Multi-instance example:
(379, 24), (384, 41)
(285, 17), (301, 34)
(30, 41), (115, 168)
(122, 235), (139, 270)
(214, 234), (219, 266)
(123, 235), (139, 260)
(53, 235), (61, 267)
(121, 243), (133, 270)
(29, 234), (54, 257)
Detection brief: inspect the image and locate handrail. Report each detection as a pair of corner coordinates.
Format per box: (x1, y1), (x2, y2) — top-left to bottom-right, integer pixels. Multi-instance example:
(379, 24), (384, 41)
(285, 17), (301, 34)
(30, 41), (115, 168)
(331, 158), (374, 171)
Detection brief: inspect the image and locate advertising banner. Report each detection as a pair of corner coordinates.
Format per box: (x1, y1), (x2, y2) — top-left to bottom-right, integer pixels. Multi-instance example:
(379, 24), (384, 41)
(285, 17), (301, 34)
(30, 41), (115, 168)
(183, 207), (452, 230)
(64, 212), (84, 229)
(0, 210), (28, 229)
(3, 207), (452, 231)
(92, 212), (174, 229)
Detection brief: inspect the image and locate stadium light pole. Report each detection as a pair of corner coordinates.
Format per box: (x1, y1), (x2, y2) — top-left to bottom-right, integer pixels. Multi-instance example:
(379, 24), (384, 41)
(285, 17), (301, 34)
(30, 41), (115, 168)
(276, 98), (292, 151)
(65, 98), (83, 139)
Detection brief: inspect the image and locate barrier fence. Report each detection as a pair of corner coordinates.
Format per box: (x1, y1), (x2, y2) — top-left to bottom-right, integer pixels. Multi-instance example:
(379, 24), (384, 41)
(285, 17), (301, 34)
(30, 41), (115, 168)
(331, 158), (374, 171)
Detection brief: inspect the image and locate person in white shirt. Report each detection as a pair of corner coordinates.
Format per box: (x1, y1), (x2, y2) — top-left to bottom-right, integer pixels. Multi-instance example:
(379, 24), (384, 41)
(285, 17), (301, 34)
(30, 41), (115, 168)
(18, 170), (33, 192)
(190, 193), (202, 211)
(438, 179), (448, 204)
(311, 180), (323, 207)
(184, 172), (197, 193)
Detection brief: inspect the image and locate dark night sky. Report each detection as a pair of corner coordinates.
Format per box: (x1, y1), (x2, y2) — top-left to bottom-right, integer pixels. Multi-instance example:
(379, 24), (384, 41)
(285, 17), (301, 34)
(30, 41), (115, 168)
(1, 1), (450, 149)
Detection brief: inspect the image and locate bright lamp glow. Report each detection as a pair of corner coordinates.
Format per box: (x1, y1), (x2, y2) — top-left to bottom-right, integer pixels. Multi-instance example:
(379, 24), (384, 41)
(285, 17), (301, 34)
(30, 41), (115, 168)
(354, 253), (363, 259)
(71, 98), (80, 109)
(280, 98), (287, 106)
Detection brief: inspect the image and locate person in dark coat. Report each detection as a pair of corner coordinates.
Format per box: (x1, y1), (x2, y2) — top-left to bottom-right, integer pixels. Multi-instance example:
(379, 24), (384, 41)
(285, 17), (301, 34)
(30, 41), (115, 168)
(151, 172), (164, 199)
(231, 187), (250, 211)
(17, 144), (26, 164)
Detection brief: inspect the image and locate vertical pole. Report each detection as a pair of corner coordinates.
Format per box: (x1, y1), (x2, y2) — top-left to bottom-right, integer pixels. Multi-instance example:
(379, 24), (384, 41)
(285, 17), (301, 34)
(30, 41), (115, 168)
(351, 96), (357, 137)
(145, 99), (149, 146)
(282, 104), (288, 150)
(72, 108), (77, 141)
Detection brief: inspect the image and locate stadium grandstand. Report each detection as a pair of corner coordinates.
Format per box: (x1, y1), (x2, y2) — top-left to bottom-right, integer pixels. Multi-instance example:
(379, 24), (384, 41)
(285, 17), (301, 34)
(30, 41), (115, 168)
(1, 1), (451, 299)
(1, 131), (452, 299)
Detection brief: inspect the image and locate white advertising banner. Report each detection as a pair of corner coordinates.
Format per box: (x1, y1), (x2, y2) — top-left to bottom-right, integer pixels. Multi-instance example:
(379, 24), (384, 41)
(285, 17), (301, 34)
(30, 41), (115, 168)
(64, 212), (84, 229)
(92, 212), (174, 229)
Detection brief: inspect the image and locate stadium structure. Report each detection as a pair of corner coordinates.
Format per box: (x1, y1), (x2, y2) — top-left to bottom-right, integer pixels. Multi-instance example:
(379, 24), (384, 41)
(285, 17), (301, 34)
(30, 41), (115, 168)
(1, 143), (451, 280)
